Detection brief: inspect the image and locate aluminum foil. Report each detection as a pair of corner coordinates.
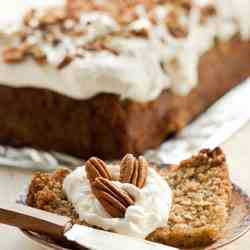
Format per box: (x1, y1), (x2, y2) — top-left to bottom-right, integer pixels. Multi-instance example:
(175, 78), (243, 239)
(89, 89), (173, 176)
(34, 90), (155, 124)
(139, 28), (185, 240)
(1, 79), (250, 171)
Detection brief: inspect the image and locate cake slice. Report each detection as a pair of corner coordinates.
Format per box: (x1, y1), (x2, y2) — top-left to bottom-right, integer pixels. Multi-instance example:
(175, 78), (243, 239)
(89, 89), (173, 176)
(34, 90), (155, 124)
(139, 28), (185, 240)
(26, 148), (232, 248)
(147, 148), (232, 248)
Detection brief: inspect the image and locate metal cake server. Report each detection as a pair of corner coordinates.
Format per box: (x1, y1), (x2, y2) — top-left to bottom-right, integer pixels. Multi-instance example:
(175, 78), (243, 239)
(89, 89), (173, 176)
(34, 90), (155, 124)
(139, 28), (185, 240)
(0, 204), (177, 250)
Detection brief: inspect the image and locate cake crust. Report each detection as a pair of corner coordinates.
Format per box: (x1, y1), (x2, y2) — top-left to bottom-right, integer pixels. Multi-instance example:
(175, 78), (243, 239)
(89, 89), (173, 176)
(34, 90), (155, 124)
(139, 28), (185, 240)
(0, 37), (250, 158)
(26, 148), (232, 248)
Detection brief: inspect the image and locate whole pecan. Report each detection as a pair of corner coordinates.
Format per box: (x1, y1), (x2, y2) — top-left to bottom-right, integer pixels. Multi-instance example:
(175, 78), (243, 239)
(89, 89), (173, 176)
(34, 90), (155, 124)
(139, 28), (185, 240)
(85, 157), (112, 184)
(120, 154), (148, 188)
(92, 177), (134, 218)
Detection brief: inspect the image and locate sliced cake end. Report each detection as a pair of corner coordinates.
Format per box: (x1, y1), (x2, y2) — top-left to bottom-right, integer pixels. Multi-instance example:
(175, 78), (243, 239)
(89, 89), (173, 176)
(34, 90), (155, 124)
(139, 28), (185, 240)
(147, 148), (232, 248)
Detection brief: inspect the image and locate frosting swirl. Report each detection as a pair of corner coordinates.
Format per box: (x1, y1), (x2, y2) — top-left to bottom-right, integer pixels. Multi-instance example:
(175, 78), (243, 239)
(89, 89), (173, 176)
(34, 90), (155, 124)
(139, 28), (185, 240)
(63, 164), (172, 238)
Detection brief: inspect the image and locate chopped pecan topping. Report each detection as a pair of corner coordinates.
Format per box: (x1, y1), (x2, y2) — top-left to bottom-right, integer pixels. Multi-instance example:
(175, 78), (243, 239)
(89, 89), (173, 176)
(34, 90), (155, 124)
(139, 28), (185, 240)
(43, 32), (61, 46)
(28, 45), (47, 64)
(82, 38), (119, 55)
(118, 7), (139, 26)
(130, 28), (149, 38)
(3, 43), (47, 64)
(120, 154), (148, 189)
(85, 157), (112, 184)
(67, 0), (98, 16)
(39, 8), (67, 26)
(176, 0), (192, 13)
(3, 47), (25, 64)
(200, 4), (217, 24)
(165, 10), (188, 38)
(57, 55), (73, 70)
(92, 177), (134, 218)
(3, 43), (46, 64)
(148, 11), (158, 25)
(3, 0), (219, 67)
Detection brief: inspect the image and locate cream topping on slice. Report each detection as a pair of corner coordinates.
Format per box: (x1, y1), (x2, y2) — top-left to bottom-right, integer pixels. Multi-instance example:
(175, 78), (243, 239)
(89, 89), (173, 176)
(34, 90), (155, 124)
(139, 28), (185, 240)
(63, 164), (172, 238)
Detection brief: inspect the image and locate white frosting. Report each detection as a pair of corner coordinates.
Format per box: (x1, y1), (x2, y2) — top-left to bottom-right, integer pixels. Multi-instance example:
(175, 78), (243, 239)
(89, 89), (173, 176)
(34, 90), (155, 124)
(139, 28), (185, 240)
(0, 0), (250, 101)
(63, 165), (172, 238)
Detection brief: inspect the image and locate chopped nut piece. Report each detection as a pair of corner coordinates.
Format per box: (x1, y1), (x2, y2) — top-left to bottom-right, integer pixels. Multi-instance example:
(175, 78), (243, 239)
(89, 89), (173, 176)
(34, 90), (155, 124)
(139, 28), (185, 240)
(3, 43), (46, 64)
(165, 11), (188, 38)
(120, 154), (148, 188)
(43, 32), (61, 46)
(57, 55), (73, 70)
(29, 45), (47, 64)
(148, 12), (158, 25)
(200, 4), (217, 23)
(3, 47), (25, 63)
(178, 0), (192, 13)
(83, 39), (119, 56)
(130, 28), (149, 38)
(40, 8), (67, 26)
(2, 0), (220, 67)
(16, 29), (29, 42)
(23, 9), (36, 26)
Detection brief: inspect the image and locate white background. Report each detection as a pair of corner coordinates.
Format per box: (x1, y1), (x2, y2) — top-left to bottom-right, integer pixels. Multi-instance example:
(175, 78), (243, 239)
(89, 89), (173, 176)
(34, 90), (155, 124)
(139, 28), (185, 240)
(0, 0), (64, 26)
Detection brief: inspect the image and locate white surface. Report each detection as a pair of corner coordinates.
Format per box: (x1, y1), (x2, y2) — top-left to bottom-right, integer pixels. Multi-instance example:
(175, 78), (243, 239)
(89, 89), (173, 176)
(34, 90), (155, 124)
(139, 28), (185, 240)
(63, 165), (172, 238)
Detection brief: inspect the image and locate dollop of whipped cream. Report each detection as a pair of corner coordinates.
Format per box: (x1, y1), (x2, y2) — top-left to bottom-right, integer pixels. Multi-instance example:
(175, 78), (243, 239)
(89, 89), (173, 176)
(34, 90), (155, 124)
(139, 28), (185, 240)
(63, 164), (172, 238)
(0, 0), (250, 101)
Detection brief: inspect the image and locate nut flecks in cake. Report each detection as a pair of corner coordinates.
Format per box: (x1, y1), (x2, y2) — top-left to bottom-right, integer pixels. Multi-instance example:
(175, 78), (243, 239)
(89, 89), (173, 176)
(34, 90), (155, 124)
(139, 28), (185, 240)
(165, 148), (229, 229)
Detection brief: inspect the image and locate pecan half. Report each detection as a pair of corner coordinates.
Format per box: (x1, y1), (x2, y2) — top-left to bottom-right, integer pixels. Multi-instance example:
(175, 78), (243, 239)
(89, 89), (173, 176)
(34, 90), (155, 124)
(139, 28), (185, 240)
(92, 177), (134, 217)
(85, 157), (112, 184)
(120, 154), (148, 188)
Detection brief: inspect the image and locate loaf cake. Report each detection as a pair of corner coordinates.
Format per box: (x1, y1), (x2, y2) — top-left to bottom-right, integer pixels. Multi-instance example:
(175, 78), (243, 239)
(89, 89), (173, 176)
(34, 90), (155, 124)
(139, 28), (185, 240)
(0, 1), (250, 158)
(26, 148), (232, 248)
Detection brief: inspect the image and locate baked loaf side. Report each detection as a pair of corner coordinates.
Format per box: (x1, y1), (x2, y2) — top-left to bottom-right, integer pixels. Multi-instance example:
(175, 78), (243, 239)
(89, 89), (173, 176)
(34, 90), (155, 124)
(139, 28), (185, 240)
(1, 37), (250, 158)
(26, 148), (232, 248)
(147, 148), (232, 248)
(26, 168), (77, 219)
